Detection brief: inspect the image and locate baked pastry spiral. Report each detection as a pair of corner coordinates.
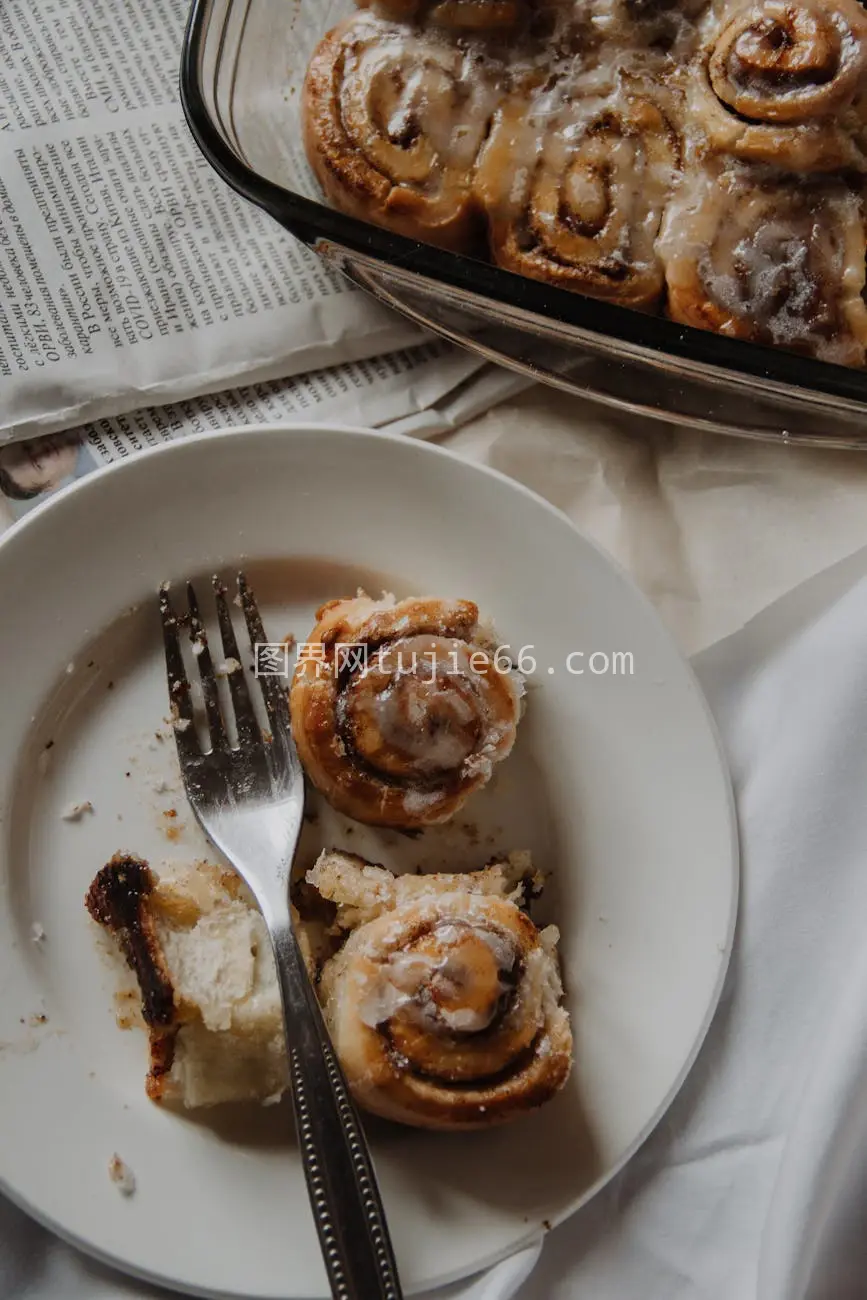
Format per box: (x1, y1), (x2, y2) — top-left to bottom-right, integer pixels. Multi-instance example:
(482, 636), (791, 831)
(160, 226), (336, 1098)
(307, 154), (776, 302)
(660, 165), (867, 365)
(475, 78), (681, 309)
(690, 0), (867, 171)
(290, 593), (523, 828)
(308, 850), (572, 1130)
(302, 14), (499, 252)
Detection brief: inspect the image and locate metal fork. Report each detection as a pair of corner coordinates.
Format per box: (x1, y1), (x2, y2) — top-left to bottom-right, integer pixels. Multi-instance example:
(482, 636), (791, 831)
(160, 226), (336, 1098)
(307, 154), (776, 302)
(160, 572), (403, 1300)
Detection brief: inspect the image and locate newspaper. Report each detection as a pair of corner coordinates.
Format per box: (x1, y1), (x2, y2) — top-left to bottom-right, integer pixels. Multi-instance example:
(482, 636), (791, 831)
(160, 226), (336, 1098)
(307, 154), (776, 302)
(0, 343), (531, 531)
(0, 0), (443, 444)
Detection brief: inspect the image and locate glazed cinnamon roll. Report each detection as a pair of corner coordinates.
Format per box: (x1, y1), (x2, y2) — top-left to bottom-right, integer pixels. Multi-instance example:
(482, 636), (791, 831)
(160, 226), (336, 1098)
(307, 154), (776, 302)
(660, 165), (867, 365)
(302, 15), (500, 252)
(290, 593), (523, 828)
(475, 77), (681, 309)
(690, 0), (867, 171)
(308, 851), (572, 1130)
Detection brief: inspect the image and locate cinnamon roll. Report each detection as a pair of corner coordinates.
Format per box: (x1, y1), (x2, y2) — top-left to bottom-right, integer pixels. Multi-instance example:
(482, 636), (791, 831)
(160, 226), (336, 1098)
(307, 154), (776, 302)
(290, 593), (523, 828)
(302, 15), (500, 252)
(308, 850), (572, 1130)
(660, 165), (867, 365)
(690, 0), (867, 171)
(475, 77), (681, 308)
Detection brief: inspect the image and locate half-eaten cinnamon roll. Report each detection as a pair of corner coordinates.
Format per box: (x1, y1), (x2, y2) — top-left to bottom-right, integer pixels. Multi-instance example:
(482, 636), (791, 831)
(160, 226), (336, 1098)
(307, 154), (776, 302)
(84, 855), (322, 1108)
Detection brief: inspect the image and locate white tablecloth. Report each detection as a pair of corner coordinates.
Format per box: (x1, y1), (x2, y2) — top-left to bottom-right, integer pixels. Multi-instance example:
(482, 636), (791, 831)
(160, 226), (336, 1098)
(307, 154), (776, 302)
(514, 546), (867, 1300)
(6, 405), (867, 1299)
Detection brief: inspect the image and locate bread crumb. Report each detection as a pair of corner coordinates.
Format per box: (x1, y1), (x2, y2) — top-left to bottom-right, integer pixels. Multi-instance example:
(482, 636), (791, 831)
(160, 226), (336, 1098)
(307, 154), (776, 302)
(30, 923), (45, 944)
(108, 1154), (136, 1196)
(61, 801), (94, 821)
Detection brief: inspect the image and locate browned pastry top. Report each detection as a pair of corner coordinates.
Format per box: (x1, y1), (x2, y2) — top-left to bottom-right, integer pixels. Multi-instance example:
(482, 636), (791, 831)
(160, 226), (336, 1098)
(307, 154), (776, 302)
(86, 854), (179, 1097)
(86, 855), (175, 1030)
(312, 855), (573, 1130)
(290, 594), (522, 828)
(304, 0), (867, 367)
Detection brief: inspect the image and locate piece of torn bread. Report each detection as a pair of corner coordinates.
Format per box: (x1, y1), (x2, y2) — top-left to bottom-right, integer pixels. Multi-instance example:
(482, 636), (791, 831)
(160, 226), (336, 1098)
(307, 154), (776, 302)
(85, 854), (323, 1108)
(306, 848), (542, 932)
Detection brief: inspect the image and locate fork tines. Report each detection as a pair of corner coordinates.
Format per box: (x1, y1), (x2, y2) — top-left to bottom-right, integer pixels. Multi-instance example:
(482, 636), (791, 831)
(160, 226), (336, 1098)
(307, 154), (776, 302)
(159, 572), (289, 755)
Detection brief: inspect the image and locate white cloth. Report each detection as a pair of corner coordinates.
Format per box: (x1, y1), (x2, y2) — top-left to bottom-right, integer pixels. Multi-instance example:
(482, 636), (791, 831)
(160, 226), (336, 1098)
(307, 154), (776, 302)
(447, 390), (867, 655)
(7, 519), (867, 1300)
(514, 545), (867, 1300)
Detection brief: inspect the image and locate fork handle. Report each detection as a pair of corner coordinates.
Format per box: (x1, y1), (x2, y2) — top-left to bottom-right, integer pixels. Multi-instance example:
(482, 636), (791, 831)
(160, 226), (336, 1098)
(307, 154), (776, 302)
(270, 920), (404, 1300)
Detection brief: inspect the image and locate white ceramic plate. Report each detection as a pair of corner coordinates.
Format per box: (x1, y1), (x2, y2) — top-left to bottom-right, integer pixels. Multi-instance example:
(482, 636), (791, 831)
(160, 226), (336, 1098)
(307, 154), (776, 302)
(0, 424), (738, 1299)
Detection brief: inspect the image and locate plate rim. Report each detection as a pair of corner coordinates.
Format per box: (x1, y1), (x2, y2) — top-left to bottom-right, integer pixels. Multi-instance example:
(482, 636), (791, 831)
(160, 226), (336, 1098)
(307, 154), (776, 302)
(0, 422), (740, 1297)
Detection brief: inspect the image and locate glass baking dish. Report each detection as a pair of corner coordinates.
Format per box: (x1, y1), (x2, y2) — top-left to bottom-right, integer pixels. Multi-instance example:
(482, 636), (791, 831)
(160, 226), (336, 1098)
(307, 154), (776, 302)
(180, 0), (867, 448)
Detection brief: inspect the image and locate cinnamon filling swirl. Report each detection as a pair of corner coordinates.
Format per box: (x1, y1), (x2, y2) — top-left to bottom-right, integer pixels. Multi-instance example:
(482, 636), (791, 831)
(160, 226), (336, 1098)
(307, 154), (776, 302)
(290, 594), (522, 828)
(692, 0), (867, 169)
(310, 855), (573, 1130)
(303, 16), (500, 252)
(85, 855), (179, 1098)
(709, 0), (865, 123)
(303, 0), (867, 368)
(476, 79), (680, 308)
(661, 166), (867, 365)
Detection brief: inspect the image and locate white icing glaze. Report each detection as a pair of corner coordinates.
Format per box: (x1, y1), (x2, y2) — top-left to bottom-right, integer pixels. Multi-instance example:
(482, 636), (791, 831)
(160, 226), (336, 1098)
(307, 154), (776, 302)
(358, 921), (518, 1032)
(319, 0), (867, 364)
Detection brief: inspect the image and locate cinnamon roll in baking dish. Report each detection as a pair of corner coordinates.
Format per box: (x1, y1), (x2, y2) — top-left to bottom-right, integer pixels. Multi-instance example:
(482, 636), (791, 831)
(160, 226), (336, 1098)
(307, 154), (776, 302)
(290, 593), (522, 828)
(660, 165), (867, 365)
(308, 850), (572, 1130)
(690, 0), (867, 171)
(475, 77), (681, 309)
(302, 14), (499, 252)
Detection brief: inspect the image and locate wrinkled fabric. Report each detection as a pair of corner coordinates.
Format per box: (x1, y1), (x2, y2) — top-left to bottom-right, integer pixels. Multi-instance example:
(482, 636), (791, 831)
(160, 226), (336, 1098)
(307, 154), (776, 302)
(446, 390), (867, 654)
(516, 547), (867, 1300)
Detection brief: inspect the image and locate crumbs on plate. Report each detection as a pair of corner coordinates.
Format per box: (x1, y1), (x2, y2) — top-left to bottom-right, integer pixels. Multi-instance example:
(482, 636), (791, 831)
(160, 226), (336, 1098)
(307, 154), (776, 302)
(108, 1153), (136, 1196)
